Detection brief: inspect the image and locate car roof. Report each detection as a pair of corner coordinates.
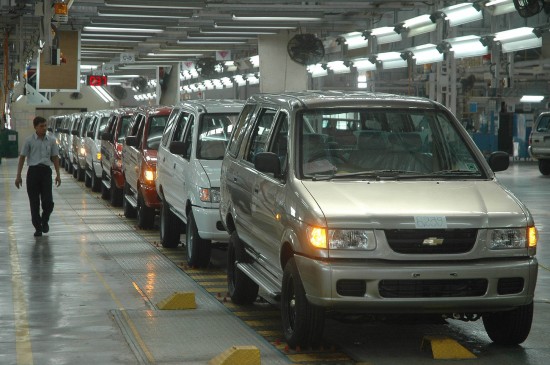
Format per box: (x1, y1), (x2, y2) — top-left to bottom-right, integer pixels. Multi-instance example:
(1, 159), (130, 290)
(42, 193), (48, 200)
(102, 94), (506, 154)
(246, 90), (441, 110)
(175, 99), (245, 114)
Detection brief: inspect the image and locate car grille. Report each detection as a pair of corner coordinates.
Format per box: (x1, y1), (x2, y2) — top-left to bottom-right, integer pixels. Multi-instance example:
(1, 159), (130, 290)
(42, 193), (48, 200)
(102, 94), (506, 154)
(384, 229), (478, 254)
(379, 279), (488, 298)
(336, 280), (366, 297)
(497, 277), (524, 295)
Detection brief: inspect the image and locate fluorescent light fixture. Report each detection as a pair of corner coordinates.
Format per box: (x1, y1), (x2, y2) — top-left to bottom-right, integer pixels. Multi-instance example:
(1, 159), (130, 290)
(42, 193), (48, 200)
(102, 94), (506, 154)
(97, 7), (191, 19)
(339, 31), (368, 50)
(83, 26), (163, 33)
(177, 40), (247, 45)
(438, 3), (483, 26)
(367, 26), (402, 45)
(16, 95), (23, 102)
(307, 63), (328, 78)
(224, 61), (237, 72)
(445, 35), (488, 58)
(214, 22), (296, 30)
(404, 44), (443, 65)
(91, 86), (113, 103)
(494, 27), (542, 53)
(108, 74), (141, 78)
(81, 50), (122, 54)
(200, 29), (277, 35)
(327, 61), (351, 74)
(82, 33), (148, 38)
(375, 52), (407, 69)
(249, 55), (259, 68)
(81, 65), (99, 70)
(396, 14), (437, 37)
(147, 53), (203, 57)
(104, 0), (203, 9)
(82, 38), (142, 43)
(246, 73), (260, 85)
(187, 34), (255, 40)
(233, 75), (247, 86)
(520, 95), (544, 103)
(232, 14), (322, 22)
(352, 58), (377, 72)
(484, 0), (516, 15)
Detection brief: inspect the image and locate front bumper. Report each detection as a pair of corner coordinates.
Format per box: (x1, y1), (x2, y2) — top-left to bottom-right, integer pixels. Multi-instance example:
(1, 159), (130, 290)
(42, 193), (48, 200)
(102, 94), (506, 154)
(192, 205), (229, 242)
(296, 255), (538, 313)
(141, 183), (161, 209)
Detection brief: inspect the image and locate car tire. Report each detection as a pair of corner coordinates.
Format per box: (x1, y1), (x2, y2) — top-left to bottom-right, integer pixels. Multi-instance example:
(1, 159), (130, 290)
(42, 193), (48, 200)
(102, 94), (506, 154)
(281, 257), (325, 349)
(227, 231), (258, 305)
(100, 172), (110, 200)
(84, 170), (92, 188)
(137, 193), (155, 229)
(482, 302), (533, 346)
(123, 183), (137, 218)
(160, 199), (181, 248)
(186, 210), (211, 268)
(539, 160), (550, 175)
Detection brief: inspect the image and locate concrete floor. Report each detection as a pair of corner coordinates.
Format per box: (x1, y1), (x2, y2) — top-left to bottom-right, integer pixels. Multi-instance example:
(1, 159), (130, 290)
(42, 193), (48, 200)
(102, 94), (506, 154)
(1, 157), (549, 365)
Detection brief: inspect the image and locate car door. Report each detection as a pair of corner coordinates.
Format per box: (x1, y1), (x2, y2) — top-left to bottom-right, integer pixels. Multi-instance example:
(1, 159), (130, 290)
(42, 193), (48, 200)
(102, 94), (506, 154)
(157, 107), (179, 203)
(173, 112), (195, 219)
(251, 111), (289, 275)
(233, 107), (277, 247)
(124, 113), (144, 190)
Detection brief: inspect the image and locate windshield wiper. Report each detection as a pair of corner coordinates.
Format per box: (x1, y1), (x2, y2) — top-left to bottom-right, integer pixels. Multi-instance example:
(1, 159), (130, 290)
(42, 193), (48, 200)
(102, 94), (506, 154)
(332, 170), (429, 180)
(431, 169), (480, 175)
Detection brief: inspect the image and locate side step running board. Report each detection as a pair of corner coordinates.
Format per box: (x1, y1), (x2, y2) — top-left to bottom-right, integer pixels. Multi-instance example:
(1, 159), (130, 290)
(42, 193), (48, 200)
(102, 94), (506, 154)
(236, 262), (281, 300)
(124, 194), (138, 209)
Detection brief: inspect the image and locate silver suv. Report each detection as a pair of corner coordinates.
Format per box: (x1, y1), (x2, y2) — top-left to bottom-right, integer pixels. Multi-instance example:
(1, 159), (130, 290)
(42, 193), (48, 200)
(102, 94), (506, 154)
(220, 91), (538, 348)
(156, 100), (244, 267)
(528, 111), (550, 175)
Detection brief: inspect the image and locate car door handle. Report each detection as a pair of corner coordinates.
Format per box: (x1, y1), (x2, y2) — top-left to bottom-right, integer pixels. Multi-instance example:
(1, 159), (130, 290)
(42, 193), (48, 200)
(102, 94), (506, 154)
(233, 177), (237, 183)
(173, 163), (176, 169)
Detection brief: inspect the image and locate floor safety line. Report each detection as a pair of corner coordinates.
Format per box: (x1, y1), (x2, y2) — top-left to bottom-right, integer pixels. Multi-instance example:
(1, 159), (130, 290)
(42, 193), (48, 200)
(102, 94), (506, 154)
(4, 162), (34, 365)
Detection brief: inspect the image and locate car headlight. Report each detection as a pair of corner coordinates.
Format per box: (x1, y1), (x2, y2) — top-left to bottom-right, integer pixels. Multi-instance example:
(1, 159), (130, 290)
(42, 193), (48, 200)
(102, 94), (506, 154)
(306, 227), (376, 250)
(329, 229), (376, 250)
(488, 227), (537, 250)
(199, 187), (220, 203)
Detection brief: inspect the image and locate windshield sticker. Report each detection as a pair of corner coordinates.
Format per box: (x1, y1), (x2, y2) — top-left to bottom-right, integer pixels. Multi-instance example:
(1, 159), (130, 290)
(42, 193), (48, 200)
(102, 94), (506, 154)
(415, 216), (447, 229)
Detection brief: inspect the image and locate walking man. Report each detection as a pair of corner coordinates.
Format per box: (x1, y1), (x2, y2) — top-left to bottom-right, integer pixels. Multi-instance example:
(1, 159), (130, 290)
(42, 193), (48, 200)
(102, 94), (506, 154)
(15, 116), (61, 237)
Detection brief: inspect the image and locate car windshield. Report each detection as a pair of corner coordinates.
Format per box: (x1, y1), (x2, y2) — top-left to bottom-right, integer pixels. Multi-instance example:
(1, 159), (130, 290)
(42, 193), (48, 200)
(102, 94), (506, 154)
(298, 108), (484, 180)
(197, 113), (239, 160)
(146, 115), (169, 150)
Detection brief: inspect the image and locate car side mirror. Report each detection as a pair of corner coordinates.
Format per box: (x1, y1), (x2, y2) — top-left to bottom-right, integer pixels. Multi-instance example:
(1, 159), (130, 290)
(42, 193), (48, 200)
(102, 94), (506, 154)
(169, 141), (191, 158)
(488, 151), (509, 172)
(101, 132), (112, 141)
(125, 135), (139, 147)
(254, 152), (281, 176)
(86, 131), (94, 138)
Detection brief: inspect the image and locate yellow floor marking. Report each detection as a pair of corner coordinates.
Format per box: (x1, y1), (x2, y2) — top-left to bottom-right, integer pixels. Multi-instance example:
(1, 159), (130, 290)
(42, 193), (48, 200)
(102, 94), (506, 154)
(5, 163), (34, 365)
(422, 336), (477, 359)
(287, 352), (352, 362)
(243, 319), (281, 327)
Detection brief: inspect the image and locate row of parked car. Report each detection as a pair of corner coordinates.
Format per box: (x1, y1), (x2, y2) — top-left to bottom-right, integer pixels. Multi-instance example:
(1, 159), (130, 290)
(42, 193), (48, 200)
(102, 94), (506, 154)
(48, 91), (539, 349)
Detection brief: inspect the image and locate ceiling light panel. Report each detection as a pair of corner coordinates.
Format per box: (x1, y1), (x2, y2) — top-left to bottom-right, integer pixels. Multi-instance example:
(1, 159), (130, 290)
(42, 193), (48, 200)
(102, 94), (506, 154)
(83, 26), (164, 33)
(97, 7), (192, 19)
(104, 0), (203, 9)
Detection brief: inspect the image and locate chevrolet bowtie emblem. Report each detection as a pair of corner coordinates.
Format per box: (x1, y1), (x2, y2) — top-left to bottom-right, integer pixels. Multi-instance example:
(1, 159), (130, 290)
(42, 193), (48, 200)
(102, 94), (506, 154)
(423, 237), (444, 246)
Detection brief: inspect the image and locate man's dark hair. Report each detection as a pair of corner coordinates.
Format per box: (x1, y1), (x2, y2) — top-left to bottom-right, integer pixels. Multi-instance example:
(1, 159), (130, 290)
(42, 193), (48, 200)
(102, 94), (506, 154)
(33, 116), (47, 127)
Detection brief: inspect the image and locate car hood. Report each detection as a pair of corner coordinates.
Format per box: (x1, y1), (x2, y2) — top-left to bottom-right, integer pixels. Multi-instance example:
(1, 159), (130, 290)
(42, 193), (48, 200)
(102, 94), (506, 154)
(198, 159), (223, 187)
(300, 180), (528, 229)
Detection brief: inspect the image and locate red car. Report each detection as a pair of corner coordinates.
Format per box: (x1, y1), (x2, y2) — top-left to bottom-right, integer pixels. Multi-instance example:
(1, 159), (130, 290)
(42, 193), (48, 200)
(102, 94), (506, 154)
(121, 106), (172, 228)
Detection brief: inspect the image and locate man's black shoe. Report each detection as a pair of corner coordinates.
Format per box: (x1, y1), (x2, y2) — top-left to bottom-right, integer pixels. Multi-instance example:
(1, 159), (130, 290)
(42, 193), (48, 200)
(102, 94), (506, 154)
(34, 230), (42, 237)
(42, 222), (49, 233)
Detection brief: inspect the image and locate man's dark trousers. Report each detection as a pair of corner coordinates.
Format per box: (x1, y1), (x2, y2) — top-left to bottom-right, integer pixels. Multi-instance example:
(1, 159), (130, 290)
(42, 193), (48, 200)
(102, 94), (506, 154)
(26, 165), (54, 231)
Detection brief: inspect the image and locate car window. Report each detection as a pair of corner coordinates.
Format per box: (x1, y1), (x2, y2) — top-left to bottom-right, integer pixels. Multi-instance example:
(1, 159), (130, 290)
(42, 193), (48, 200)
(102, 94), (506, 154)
(172, 112), (191, 142)
(146, 115), (169, 150)
(227, 104), (255, 157)
(117, 116), (133, 143)
(181, 115), (195, 159)
(298, 108), (483, 178)
(246, 108), (277, 163)
(268, 112), (289, 176)
(196, 113), (238, 160)
(98, 117), (110, 137)
(161, 108), (180, 147)
(536, 115), (550, 132)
